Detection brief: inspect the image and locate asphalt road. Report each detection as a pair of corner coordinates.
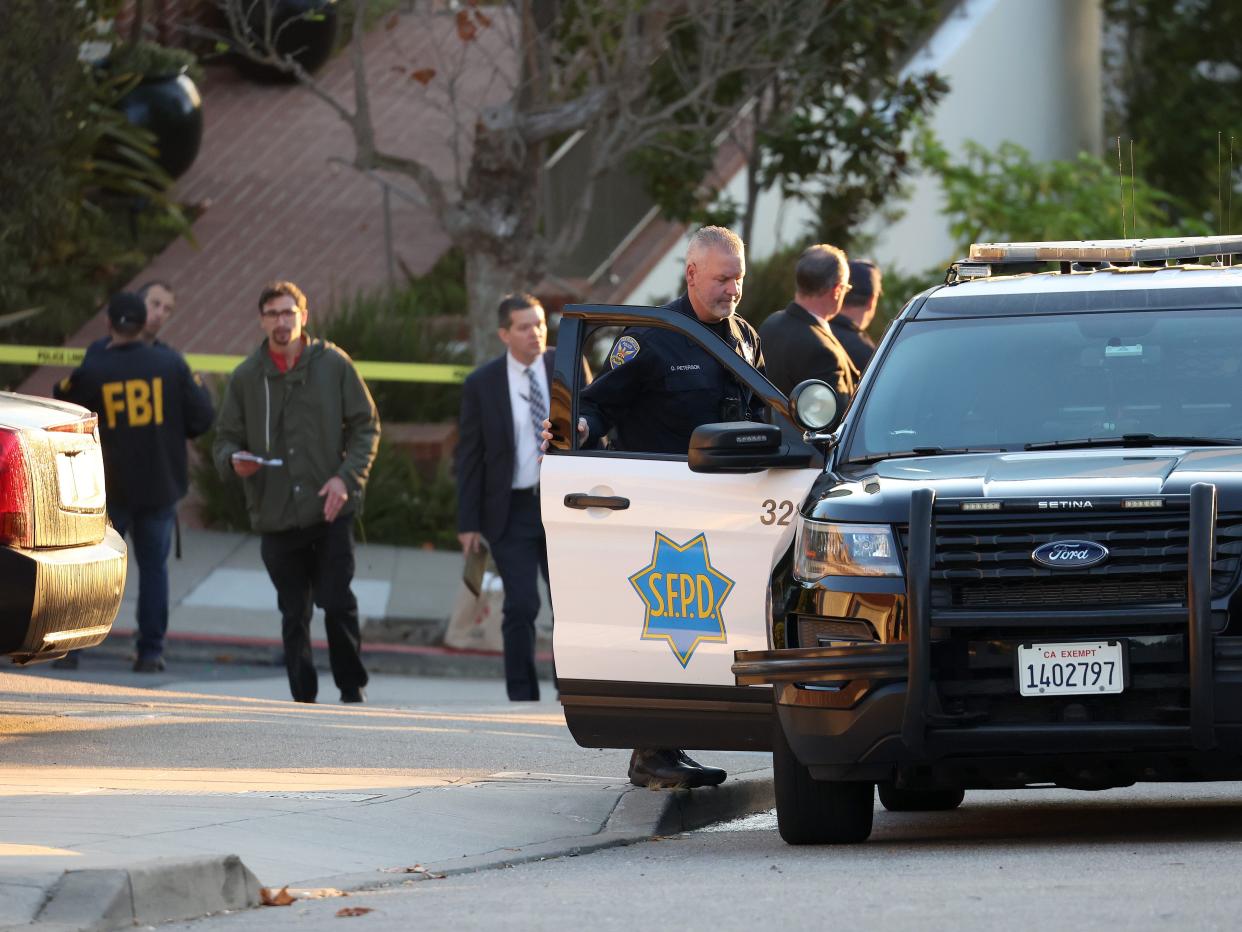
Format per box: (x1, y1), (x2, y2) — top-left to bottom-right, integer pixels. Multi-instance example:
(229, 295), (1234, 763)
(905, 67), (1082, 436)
(159, 781), (1242, 932)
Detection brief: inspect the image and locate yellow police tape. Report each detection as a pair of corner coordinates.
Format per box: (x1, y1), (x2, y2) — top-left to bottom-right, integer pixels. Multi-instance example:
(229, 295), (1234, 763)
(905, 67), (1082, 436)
(0, 344), (472, 385)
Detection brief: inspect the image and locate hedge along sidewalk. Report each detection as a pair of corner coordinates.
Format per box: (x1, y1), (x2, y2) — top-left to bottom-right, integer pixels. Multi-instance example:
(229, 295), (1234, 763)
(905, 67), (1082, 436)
(0, 345), (472, 384)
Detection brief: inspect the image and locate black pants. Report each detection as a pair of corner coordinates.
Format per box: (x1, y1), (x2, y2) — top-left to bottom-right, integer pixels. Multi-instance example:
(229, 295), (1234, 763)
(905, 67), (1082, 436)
(490, 488), (549, 701)
(260, 516), (368, 702)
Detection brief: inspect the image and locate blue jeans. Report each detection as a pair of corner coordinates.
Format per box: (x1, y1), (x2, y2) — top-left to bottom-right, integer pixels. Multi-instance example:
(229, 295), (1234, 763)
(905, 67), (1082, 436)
(109, 504), (175, 660)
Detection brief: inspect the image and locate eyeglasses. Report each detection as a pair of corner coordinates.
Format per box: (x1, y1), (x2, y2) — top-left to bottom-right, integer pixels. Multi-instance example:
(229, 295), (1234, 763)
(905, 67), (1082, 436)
(260, 308), (300, 320)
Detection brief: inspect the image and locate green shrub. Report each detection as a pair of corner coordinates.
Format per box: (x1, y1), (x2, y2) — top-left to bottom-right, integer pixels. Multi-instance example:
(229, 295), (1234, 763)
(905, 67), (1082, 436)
(321, 249), (468, 423)
(356, 443), (457, 549)
(105, 39), (204, 84)
(0, 1), (191, 389)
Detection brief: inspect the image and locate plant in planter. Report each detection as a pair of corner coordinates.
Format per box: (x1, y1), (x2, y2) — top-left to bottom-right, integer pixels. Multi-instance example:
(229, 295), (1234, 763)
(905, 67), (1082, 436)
(106, 39), (204, 179)
(227, 0), (340, 83)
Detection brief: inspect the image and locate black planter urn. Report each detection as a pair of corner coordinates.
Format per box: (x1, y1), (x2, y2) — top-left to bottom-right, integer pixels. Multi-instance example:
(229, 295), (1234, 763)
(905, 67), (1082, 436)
(236, 0), (340, 83)
(117, 71), (204, 180)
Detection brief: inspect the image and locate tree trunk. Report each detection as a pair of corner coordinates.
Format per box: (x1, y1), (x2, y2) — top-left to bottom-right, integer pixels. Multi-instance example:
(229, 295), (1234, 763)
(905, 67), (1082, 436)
(458, 122), (545, 362)
(464, 248), (523, 362)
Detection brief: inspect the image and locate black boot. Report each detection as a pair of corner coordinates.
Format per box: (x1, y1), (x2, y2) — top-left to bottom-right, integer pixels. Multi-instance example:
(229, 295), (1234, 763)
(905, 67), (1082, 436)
(676, 751), (727, 786)
(628, 748), (707, 788)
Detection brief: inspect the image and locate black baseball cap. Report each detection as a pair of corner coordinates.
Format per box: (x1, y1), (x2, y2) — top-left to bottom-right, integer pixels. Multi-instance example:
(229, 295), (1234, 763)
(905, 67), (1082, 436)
(848, 260), (881, 298)
(107, 291), (147, 330)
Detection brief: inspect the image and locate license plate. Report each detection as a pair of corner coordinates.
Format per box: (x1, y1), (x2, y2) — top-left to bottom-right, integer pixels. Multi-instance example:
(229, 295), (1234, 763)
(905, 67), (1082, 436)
(1016, 641), (1124, 696)
(56, 451), (104, 511)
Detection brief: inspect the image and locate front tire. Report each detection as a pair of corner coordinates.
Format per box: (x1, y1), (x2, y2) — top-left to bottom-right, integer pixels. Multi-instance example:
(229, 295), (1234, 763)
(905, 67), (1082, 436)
(877, 782), (965, 812)
(772, 723), (874, 844)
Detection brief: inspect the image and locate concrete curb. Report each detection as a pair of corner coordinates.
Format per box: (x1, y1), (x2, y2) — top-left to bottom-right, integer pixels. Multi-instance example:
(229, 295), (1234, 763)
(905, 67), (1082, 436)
(318, 768), (775, 894)
(92, 628), (555, 680)
(4, 855), (260, 932)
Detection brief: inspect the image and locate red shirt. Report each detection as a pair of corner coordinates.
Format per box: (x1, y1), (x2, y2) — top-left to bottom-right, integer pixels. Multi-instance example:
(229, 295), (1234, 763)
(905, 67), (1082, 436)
(268, 338), (306, 373)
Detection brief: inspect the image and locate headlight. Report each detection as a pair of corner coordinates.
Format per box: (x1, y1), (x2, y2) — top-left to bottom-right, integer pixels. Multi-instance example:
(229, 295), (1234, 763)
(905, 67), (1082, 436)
(793, 519), (902, 581)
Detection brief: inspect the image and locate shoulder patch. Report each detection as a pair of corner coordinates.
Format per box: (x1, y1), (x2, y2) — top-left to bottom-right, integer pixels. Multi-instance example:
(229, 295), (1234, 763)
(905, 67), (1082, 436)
(610, 335), (641, 369)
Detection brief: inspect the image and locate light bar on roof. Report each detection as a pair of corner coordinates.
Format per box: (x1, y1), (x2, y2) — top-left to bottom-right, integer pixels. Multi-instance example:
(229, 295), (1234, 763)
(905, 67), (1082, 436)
(968, 235), (1242, 263)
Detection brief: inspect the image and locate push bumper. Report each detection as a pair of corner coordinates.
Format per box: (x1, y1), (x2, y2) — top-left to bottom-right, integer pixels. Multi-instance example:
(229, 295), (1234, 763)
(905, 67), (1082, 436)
(735, 483), (1235, 781)
(0, 526), (127, 663)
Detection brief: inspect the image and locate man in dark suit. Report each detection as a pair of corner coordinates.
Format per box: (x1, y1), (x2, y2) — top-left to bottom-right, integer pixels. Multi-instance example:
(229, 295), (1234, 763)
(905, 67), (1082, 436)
(830, 260), (883, 372)
(455, 294), (554, 701)
(759, 244), (859, 399)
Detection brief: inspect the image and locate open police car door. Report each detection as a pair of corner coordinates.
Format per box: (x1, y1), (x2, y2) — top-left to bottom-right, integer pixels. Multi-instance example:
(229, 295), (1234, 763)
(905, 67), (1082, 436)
(542, 304), (823, 752)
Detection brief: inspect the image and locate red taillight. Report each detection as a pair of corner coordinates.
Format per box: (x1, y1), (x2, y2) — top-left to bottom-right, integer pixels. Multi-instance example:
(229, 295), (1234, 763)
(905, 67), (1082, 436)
(0, 428), (32, 547)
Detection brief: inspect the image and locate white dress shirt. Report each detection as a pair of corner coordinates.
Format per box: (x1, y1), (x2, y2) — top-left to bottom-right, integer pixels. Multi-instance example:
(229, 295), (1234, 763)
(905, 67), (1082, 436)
(506, 351), (548, 489)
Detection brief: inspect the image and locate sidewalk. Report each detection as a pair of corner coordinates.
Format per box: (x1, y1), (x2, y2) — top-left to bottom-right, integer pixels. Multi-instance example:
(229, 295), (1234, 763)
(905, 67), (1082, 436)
(91, 526), (552, 679)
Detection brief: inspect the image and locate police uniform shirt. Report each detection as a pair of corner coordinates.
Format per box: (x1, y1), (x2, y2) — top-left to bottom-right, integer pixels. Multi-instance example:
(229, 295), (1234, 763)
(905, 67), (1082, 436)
(829, 315), (878, 372)
(578, 294), (765, 454)
(758, 301), (859, 398)
(54, 341), (215, 509)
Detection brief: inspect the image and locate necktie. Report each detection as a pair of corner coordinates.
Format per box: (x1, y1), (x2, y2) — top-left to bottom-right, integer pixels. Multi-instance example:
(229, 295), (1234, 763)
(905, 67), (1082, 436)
(525, 366), (547, 443)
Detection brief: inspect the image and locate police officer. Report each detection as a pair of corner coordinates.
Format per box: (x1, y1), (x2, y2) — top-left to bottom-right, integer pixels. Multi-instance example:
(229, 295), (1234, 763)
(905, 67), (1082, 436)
(55, 292), (215, 671)
(830, 259), (882, 372)
(759, 243), (858, 398)
(574, 225), (763, 789)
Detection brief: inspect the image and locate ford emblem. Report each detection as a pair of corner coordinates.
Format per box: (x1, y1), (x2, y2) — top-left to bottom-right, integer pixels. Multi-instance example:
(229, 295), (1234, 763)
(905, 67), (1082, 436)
(1031, 539), (1109, 569)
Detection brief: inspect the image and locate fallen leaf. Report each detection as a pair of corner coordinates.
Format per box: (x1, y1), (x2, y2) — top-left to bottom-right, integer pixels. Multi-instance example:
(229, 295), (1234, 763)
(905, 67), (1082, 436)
(380, 864), (445, 879)
(411, 68), (436, 85)
(260, 886), (296, 907)
(337, 906), (374, 917)
(455, 10), (478, 41)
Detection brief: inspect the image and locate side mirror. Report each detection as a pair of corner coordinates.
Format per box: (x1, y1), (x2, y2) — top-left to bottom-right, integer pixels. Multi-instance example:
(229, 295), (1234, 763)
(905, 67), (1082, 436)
(690, 427), (814, 477)
(789, 380), (842, 433)
(689, 422), (784, 473)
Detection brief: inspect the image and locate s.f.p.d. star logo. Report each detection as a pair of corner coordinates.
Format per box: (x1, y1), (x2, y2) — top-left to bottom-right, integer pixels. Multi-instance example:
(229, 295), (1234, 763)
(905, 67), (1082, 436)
(629, 532), (734, 667)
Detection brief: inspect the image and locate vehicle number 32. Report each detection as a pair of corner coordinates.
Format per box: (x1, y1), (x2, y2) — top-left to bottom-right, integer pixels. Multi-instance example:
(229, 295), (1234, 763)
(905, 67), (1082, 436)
(761, 499), (795, 526)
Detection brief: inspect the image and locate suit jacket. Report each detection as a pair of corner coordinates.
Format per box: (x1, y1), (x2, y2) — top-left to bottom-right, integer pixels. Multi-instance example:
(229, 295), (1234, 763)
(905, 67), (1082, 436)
(455, 348), (554, 544)
(829, 316), (877, 372)
(758, 302), (859, 399)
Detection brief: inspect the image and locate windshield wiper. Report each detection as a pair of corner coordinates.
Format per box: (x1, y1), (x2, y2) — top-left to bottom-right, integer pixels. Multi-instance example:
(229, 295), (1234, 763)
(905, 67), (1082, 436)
(1024, 434), (1242, 451)
(847, 446), (1006, 466)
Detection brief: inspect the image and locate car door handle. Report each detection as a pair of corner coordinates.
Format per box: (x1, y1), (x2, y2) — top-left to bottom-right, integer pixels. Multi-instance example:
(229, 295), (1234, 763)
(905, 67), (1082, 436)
(564, 493), (630, 511)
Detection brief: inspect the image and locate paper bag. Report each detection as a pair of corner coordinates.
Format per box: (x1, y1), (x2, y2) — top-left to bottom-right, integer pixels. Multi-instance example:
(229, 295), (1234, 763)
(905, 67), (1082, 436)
(444, 552), (505, 652)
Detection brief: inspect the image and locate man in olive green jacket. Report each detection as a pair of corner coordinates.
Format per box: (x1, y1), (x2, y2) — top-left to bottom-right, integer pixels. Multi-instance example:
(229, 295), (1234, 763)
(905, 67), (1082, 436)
(213, 280), (380, 704)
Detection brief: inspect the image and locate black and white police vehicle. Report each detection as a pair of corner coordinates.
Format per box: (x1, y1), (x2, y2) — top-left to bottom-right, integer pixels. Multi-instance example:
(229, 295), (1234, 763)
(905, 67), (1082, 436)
(543, 235), (1242, 844)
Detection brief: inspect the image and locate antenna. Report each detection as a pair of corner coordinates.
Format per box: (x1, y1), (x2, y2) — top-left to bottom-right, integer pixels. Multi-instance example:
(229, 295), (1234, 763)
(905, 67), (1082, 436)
(1219, 131), (1224, 237)
(1117, 136), (1127, 239)
(1231, 136), (1236, 241)
(1129, 139), (1137, 240)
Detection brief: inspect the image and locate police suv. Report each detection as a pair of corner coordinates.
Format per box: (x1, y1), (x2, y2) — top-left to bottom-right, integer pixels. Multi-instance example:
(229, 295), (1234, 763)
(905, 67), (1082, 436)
(543, 236), (1242, 844)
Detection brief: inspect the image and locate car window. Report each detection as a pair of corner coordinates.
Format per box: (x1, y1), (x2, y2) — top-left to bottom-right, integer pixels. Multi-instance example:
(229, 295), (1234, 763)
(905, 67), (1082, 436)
(847, 307), (1242, 459)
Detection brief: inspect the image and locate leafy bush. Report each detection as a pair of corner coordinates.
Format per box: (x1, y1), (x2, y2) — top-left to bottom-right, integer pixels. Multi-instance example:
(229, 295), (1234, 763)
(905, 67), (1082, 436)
(0, 1), (191, 389)
(105, 39), (204, 83)
(865, 136), (1217, 340)
(321, 249), (468, 423)
(355, 443), (457, 549)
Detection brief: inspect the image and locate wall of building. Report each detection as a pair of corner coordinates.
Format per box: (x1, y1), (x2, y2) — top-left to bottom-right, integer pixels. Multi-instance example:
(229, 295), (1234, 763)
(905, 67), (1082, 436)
(623, 0), (1103, 305)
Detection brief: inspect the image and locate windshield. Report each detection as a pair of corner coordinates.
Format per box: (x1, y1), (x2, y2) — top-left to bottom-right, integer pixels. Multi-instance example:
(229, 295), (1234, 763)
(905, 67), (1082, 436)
(846, 307), (1242, 462)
